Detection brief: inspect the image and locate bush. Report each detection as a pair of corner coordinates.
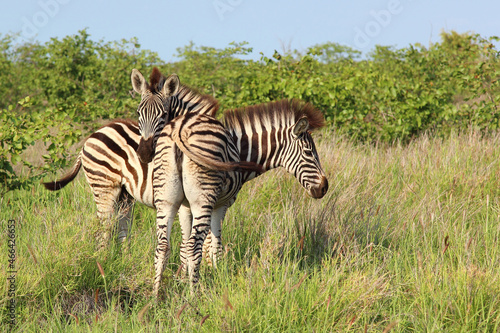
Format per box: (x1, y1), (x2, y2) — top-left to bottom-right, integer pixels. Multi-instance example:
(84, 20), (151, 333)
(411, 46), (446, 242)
(1, 30), (499, 192)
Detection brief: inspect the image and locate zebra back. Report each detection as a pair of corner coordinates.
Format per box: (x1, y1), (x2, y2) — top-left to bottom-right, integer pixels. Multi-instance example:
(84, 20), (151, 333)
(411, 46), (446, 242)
(161, 112), (262, 173)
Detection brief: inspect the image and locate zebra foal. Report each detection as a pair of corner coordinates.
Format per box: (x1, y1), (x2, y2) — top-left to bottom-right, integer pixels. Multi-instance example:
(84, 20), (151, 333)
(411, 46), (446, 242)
(43, 68), (218, 245)
(150, 99), (328, 296)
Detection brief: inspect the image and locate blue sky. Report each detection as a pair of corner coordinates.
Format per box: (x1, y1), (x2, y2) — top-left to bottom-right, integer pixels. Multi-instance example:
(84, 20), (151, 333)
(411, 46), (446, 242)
(2, 0), (500, 61)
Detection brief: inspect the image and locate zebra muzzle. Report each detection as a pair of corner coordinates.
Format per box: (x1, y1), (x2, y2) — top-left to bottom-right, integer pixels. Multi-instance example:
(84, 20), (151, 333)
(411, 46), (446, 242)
(137, 136), (155, 164)
(309, 176), (328, 199)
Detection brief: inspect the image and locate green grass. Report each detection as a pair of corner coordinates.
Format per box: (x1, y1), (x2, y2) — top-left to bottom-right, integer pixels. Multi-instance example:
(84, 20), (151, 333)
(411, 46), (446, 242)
(2, 130), (500, 332)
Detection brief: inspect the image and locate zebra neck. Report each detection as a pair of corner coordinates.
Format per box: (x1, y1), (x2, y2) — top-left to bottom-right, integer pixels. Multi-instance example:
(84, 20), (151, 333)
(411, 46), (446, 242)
(168, 91), (218, 120)
(232, 128), (287, 182)
(168, 98), (191, 119)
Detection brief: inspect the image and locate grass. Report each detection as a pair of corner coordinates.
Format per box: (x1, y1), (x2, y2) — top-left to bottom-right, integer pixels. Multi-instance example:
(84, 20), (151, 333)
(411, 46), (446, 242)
(1, 130), (500, 332)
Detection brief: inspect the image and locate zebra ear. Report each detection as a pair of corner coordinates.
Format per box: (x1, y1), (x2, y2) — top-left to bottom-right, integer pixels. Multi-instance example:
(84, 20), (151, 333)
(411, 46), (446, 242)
(131, 69), (147, 94)
(292, 116), (310, 137)
(162, 73), (180, 97)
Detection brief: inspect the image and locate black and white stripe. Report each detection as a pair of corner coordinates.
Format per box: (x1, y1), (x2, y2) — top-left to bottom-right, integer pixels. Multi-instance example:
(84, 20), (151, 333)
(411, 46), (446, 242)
(151, 112), (261, 294)
(151, 99), (328, 296)
(43, 120), (148, 245)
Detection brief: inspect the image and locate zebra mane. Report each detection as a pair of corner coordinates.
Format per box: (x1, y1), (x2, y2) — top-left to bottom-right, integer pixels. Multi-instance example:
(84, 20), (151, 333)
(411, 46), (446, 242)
(148, 67), (164, 92)
(174, 83), (219, 118)
(223, 99), (325, 132)
(145, 67), (219, 117)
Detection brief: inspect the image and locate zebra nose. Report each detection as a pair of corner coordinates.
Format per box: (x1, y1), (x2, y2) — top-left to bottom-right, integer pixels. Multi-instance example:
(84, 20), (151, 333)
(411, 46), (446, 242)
(310, 176), (328, 199)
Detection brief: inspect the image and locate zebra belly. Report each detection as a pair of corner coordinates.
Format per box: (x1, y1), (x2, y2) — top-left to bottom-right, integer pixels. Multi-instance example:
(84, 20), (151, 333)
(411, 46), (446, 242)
(123, 169), (154, 208)
(213, 173), (243, 209)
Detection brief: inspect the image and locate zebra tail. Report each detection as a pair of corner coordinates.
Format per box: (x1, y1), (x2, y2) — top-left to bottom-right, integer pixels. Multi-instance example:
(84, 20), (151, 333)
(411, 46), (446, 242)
(230, 161), (264, 173)
(176, 140), (263, 173)
(203, 159), (263, 173)
(42, 152), (83, 191)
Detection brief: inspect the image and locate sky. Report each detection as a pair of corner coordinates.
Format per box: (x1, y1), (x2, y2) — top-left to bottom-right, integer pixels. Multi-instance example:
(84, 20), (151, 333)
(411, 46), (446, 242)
(1, 0), (500, 62)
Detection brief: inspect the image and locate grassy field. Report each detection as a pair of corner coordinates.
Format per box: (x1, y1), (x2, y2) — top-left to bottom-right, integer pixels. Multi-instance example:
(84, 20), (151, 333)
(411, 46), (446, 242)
(1, 130), (500, 332)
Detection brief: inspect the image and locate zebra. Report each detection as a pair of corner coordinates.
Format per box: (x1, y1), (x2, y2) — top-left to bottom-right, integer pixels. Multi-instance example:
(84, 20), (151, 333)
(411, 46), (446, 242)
(43, 68), (219, 245)
(150, 99), (328, 296)
(131, 68), (218, 164)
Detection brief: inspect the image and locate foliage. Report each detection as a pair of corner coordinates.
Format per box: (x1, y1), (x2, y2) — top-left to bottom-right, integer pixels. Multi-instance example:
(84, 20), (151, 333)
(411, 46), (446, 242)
(306, 41), (362, 63)
(0, 96), (79, 194)
(0, 29), (163, 193)
(164, 41), (253, 106)
(1, 29), (500, 193)
(166, 31), (499, 142)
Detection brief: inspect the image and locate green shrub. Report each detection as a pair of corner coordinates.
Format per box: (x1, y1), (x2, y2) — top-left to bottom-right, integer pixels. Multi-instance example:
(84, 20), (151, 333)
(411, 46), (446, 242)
(1, 29), (499, 192)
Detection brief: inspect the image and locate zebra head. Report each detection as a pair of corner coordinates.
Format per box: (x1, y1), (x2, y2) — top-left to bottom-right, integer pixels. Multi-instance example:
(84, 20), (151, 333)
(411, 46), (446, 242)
(131, 68), (180, 163)
(284, 116), (328, 199)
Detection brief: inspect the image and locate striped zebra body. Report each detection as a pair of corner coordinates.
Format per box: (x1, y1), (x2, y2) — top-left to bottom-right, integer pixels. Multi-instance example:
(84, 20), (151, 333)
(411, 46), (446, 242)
(83, 120), (154, 207)
(43, 120), (150, 245)
(151, 112), (262, 295)
(151, 99), (328, 296)
(43, 68), (218, 246)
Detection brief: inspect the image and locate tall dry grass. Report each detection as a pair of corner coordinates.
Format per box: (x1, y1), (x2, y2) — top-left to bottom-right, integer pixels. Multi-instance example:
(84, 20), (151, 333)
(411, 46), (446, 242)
(1, 130), (500, 332)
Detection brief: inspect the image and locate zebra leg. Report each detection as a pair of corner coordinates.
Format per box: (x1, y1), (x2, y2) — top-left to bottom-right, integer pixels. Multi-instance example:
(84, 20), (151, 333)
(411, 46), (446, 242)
(202, 231), (213, 266)
(208, 206), (228, 269)
(152, 139), (184, 297)
(178, 204), (192, 276)
(183, 167), (223, 285)
(153, 203), (180, 297)
(179, 206), (229, 271)
(91, 185), (122, 249)
(185, 206), (213, 285)
(116, 190), (135, 245)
